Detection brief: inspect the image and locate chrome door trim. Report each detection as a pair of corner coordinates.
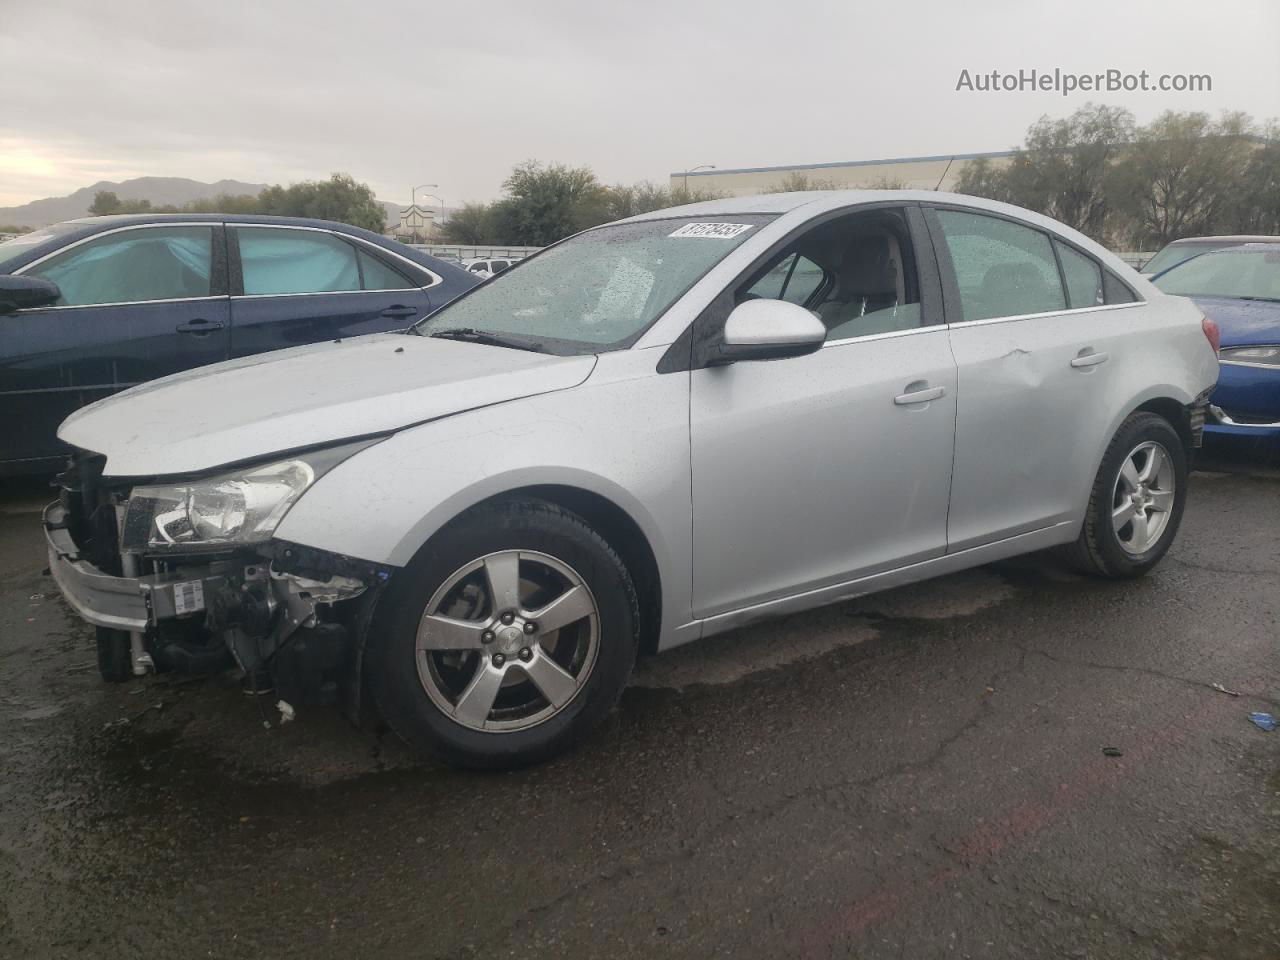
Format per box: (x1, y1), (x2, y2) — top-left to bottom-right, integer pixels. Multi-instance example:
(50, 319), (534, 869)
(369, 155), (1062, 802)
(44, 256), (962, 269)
(12, 221), (220, 275)
(230, 289), (430, 301)
(11, 295), (229, 313)
(227, 222), (444, 289)
(1218, 358), (1280, 370)
(819, 323), (942, 349)
(943, 301), (1144, 329)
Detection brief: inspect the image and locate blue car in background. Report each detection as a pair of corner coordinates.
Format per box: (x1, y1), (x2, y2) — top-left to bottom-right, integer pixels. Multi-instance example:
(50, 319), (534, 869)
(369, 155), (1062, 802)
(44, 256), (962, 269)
(1152, 242), (1280, 441)
(0, 215), (478, 474)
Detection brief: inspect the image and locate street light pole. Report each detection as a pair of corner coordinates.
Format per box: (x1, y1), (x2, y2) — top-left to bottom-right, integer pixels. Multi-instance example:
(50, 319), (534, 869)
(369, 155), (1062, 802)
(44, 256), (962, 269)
(682, 164), (715, 193)
(421, 193), (446, 238)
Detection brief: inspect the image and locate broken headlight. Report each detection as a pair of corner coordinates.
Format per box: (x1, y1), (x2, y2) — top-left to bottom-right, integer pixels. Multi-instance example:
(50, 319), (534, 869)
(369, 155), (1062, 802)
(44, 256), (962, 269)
(120, 441), (378, 552)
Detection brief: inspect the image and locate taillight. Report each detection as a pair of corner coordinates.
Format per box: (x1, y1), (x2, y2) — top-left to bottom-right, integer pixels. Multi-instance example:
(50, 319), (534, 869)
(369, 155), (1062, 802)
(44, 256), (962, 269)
(1201, 316), (1220, 356)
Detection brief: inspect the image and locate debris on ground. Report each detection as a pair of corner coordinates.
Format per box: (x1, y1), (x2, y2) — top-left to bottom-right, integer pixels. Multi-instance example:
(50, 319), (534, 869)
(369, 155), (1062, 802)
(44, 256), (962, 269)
(1248, 712), (1276, 732)
(1102, 746), (1124, 757)
(1209, 682), (1241, 697)
(276, 700), (296, 724)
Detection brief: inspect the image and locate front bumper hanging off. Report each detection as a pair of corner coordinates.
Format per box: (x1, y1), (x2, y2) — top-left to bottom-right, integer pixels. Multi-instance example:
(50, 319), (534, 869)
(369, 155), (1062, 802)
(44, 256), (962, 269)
(44, 500), (389, 707)
(45, 502), (230, 632)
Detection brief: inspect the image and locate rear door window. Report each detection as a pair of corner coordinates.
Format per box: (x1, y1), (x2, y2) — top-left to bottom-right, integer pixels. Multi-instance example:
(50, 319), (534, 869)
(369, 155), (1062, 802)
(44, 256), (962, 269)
(27, 226), (215, 306)
(356, 248), (416, 290)
(237, 228), (361, 296)
(1055, 241), (1104, 309)
(933, 209), (1067, 322)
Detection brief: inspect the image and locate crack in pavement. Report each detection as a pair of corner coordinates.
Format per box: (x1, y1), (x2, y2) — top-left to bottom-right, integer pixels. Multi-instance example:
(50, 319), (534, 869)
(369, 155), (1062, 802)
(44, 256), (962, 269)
(1023, 647), (1280, 710)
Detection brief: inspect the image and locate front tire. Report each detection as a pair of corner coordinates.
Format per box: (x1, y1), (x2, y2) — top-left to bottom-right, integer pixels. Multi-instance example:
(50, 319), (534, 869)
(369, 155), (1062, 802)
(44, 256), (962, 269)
(367, 498), (639, 769)
(1066, 411), (1188, 578)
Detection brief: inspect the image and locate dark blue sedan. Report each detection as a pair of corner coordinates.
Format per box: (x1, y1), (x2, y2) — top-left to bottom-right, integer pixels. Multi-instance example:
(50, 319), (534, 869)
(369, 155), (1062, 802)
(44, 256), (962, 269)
(1152, 243), (1280, 440)
(0, 214), (478, 473)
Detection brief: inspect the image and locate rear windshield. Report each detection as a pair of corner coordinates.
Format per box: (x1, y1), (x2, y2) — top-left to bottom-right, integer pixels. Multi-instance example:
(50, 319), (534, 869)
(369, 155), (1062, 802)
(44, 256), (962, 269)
(1143, 242), (1228, 277)
(1152, 247), (1280, 301)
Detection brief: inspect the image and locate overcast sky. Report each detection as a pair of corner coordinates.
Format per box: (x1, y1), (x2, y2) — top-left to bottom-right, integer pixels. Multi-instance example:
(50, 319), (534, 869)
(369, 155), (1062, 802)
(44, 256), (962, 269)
(2, 0), (1277, 208)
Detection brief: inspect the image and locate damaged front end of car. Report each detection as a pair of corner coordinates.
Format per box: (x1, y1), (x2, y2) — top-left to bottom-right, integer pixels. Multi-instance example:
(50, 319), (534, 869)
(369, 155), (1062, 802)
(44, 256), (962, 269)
(43, 440), (391, 711)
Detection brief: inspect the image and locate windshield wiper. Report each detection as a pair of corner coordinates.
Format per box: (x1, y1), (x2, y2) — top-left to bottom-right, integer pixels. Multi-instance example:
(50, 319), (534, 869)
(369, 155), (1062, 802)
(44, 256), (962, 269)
(1238, 296), (1280, 303)
(426, 327), (547, 353)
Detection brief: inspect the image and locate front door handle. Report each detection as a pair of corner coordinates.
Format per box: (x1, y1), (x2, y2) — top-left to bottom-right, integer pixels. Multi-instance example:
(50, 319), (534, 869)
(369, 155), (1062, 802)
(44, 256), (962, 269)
(175, 318), (225, 336)
(380, 305), (419, 319)
(1070, 349), (1109, 368)
(894, 383), (946, 406)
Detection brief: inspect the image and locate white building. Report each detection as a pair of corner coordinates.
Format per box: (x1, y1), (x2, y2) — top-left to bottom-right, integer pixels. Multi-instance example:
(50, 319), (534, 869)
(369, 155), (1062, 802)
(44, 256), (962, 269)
(670, 150), (1016, 197)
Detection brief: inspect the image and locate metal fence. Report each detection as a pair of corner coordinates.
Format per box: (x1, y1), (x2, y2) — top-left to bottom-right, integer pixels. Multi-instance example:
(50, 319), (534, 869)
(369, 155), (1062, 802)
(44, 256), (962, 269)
(1115, 252), (1155, 269)
(409, 244), (542, 262)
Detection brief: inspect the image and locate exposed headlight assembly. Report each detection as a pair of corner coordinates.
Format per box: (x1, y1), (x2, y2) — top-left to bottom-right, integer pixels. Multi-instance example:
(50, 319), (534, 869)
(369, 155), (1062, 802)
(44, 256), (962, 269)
(120, 440), (378, 552)
(1220, 345), (1280, 366)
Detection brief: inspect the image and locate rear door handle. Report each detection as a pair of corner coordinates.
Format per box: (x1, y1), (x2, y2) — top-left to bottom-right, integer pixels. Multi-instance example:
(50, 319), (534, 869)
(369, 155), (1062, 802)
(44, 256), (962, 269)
(380, 305), (419, 319)
(175, 319), (225, 336)
(1070, 349), (1109, 368)
(894, 384), (946, 406)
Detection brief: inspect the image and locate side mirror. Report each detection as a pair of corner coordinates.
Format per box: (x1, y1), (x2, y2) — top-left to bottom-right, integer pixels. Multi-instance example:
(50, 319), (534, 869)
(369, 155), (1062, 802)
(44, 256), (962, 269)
(0, 275), (61, 314)
(711, 299), (827, 364)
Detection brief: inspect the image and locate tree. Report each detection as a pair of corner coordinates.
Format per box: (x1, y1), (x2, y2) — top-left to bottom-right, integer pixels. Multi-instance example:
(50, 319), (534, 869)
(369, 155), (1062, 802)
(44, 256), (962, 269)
(1228, 121), (1280, 235)
(954, 156), (1014, 203)
(1110, 111), (1258, 247)
(88, 190), (122, 216)
(442, 202), (496, 244)
(765, 172), (839, 193)
(485, 161), (612, 246)
(607, 180), (721, 219)
(1001, 103), (1135, 238)
(256, 173), (385, 231)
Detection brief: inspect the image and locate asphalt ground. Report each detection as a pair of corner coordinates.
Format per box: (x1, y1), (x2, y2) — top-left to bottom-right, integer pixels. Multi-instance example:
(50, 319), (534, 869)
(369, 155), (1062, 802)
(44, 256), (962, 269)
(1, 439), (1277, 959)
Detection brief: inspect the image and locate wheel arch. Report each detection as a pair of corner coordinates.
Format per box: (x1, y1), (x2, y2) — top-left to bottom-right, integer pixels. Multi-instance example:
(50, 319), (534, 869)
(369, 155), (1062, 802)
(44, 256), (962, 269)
(391, 473), (667, 658)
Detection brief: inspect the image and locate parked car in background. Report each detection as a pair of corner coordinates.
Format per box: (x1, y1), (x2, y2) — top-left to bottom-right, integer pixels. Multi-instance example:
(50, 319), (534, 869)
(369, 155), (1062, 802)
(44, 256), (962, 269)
(461, 256), (521, 279)
(0, 215), (478, 473)
(43, 192), (1217, 768)
(1152, 242), (1280, 439)
(1141, 235), (1279, 279)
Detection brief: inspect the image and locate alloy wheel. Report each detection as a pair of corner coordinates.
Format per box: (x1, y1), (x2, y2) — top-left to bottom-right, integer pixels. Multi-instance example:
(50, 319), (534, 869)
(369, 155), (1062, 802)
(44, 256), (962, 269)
(415, 550), (599, 732)
(1111, 440), (1176, 555)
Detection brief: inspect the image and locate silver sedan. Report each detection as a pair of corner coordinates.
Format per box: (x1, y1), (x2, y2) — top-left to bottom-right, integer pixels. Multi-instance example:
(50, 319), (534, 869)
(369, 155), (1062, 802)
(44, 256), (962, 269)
(46, 191), (1220, 768)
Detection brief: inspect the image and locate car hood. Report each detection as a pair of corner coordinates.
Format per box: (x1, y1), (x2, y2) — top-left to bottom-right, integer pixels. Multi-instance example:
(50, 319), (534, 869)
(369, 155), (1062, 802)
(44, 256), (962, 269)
(59, 333), (597, 477)
(1190, 295), (1280, 348)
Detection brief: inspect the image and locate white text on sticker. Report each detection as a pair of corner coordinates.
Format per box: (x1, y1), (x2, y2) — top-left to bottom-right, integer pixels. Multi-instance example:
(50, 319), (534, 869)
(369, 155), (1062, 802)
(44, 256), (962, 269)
(669, 222), (754, 239)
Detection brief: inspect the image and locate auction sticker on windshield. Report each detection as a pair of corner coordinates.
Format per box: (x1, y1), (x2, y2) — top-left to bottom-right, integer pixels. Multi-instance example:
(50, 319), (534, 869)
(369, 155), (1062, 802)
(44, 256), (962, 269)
(668, 222), (755, 239)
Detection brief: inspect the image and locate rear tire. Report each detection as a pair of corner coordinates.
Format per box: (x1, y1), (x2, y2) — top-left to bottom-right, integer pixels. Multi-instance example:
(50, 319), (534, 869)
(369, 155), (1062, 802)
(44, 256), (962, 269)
(367, 498), (639, 769)
(1065, 411), (1188, 578)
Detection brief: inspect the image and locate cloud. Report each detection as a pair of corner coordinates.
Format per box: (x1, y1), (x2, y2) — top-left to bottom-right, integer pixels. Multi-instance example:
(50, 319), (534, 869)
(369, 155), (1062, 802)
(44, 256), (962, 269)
(1, 0), (1277, 208)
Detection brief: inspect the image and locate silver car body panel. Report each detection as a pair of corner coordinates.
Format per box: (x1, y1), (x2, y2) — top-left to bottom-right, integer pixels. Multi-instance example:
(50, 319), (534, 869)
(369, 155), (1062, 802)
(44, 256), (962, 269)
(60, 191), (1219, 653)
(57, 334), (595, 476)
(689, 326), (957, 618)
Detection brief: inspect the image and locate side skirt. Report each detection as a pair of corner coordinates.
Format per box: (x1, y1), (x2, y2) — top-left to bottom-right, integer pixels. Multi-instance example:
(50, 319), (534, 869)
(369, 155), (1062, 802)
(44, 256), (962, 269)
(665, 521), (1077, 649)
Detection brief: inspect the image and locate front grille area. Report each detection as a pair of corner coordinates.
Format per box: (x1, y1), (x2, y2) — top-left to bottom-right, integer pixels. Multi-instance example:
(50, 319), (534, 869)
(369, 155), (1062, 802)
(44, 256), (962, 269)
(55, 450), (126, 573)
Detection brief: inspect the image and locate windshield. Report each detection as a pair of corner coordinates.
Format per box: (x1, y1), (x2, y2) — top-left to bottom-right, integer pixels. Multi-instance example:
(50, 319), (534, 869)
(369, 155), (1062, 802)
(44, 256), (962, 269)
(413, 215), (775, 353)
(0, 224), (80, 272)
(1152, 247), (1280, 301)
(1143, 242), (1229, 276)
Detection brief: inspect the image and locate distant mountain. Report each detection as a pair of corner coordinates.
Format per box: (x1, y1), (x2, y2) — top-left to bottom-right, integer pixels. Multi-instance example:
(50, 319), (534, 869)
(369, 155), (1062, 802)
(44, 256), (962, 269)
(0, 177), (421, 232)
(0, 177), (269, 228)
